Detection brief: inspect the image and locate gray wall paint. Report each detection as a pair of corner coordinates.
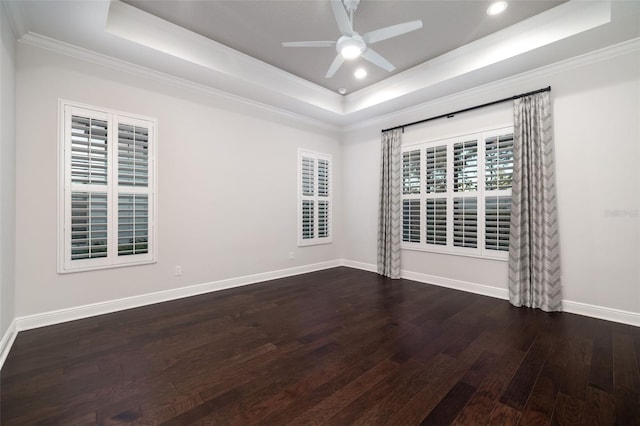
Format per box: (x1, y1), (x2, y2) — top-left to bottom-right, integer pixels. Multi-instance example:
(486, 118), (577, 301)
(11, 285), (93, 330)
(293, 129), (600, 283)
(0, 2), (17, 339)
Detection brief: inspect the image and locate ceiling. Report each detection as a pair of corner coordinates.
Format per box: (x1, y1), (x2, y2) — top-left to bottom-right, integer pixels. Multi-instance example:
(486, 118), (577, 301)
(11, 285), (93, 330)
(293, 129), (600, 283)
(121, 0), (566, 94)
(5, 0), (640, 127)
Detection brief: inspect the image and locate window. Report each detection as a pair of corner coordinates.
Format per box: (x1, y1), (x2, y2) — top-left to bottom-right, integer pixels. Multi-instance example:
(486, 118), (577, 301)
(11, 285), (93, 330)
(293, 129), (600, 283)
(298, 149), (332, 246)
(59, 101), (156, 273)
(401, 126), (513, 259)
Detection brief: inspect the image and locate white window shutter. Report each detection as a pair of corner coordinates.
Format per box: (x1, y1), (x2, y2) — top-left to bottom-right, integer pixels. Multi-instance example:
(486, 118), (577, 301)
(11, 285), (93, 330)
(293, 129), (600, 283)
(298, 150), (332, 246)
(402, 199), (420, 243)
(60, 103), (156, 273)
(401, 126), (513, 259)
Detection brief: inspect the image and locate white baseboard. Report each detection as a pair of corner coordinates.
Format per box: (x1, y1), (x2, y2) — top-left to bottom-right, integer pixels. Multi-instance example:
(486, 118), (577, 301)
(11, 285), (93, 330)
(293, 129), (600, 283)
(341, 259), (509, 300)
(341, 259), (378, 273)
(16, 259), (342, 332)
(401, 270), (510, 300)
(0, 319), (18, 370)
(341, 259), (640, 326)
(562, 300), (640, 327)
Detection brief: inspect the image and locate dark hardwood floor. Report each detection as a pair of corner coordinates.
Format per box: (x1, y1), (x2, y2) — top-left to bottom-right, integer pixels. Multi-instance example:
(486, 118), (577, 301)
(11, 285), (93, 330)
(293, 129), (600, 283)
(2, 267), (640, 425)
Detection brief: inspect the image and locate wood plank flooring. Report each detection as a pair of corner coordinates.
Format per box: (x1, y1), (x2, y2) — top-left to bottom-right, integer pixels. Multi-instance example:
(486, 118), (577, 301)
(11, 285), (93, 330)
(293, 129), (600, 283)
(2, 267), (640, 425)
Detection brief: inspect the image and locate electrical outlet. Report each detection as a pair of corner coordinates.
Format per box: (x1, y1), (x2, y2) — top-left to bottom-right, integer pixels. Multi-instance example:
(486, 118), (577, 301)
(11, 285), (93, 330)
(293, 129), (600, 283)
(174, 265), (182, 276)
(289, 252), (295, 260)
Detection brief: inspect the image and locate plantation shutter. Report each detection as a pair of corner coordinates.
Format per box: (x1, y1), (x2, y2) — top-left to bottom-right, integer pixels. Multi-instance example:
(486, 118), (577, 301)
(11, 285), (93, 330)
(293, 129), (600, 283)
(67, 112), (110, 267)
(425, 145), (447, 193)
(402, 199), (420, 243)
(453, 197), (478, 248)
(402, 149), (420, 194)
(399, 126), (513, 258)
(485, 130), (514, 252)
(485, 196), (511, 251)
(453, 140), (478, 192)
(425, 198), (447, 245)
(61, 104), (156, 273)
(485, 133), (514, 190)
(117, 120), (152, 258)
(298, 150), (332, 246)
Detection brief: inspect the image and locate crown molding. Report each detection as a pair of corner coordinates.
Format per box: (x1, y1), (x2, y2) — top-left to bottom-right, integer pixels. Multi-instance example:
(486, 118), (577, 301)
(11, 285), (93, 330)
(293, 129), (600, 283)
(344, 0), (612, 115)
(19, 32), (341, 134)
(344, 37), (640, 133)
(105, 0), (342, 115)
(2, 0), (27, 40)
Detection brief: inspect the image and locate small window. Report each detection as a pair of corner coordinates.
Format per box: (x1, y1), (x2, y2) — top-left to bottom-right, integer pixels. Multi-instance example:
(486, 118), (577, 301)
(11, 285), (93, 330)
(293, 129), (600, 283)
(59, 101), (156, 273)
(298, 150), (332, 246)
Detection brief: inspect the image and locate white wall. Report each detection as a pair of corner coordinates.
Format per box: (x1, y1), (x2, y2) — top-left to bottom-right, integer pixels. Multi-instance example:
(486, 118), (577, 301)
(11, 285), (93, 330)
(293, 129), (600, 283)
(343, 44), (640, 314)
(0, 2), (17, 340)
(15, 43), (342, 318)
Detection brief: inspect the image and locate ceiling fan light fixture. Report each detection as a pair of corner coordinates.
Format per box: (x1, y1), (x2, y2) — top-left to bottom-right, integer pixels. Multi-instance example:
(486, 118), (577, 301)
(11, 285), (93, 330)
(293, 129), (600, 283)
(337, 35), (366, 59)
(487, 1), (508, 16)
(341, 45), (363, 59)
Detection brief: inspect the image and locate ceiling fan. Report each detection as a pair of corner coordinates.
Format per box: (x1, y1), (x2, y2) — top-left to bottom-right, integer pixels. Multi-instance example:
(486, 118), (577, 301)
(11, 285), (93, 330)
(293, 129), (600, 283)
(282, 0), (423, 78)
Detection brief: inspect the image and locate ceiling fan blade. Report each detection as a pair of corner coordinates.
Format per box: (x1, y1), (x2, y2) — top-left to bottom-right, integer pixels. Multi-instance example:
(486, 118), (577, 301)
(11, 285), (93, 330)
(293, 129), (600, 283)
(363, 20), (423, 44)
(325, 54), (345, 78)
(361, 48), (395, 72)
(330, 0), (353, 36)
(282, 41), (336, 48)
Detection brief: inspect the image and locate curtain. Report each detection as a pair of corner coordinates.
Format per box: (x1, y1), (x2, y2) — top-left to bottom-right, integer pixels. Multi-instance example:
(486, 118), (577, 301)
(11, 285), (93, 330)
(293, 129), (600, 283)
(377, 128), (402, 279)
(509, 91), (562, 312)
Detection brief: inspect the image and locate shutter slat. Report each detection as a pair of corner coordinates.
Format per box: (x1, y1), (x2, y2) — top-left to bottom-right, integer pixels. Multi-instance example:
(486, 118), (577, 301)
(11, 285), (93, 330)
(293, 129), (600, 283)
(402, 199), (420, 242)
(453, 140), (478, 192)
(453, 197), (478, 248)
(71, 115), (109, 186)
(402, 150), (421, 195)
(426, 145), (447, 193)
(118, 123), (150, 188)
(69, 192), (109, 260)
(301, 200), (314, 239)
(425, 198), (447, 245)
(485, 133), (514, 191)
(118, 193), (149, 256)
(485, 196), (511, 251)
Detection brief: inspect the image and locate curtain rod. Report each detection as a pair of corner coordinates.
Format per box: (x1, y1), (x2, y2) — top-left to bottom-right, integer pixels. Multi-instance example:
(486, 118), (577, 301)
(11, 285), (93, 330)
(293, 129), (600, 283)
(381, 86), (551, 133)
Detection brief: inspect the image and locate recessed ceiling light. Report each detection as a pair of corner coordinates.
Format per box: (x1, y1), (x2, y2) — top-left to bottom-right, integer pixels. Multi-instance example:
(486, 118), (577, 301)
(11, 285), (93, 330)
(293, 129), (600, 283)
(354, 68), (367, 79)
(487, 1), (508, 16)
(338, 88), (347, 95)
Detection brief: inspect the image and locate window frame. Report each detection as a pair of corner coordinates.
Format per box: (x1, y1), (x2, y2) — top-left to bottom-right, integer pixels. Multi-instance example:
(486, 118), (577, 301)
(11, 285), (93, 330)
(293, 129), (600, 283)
(401, 125), (514, 261)
(297, 149), (333, 247)
(58, 100), (158, 274)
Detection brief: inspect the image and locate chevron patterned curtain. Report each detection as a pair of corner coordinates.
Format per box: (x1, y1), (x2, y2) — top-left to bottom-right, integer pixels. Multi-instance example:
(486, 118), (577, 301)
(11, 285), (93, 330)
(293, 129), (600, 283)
(377, 128), (402, 279)
(509, 91), (562, 311)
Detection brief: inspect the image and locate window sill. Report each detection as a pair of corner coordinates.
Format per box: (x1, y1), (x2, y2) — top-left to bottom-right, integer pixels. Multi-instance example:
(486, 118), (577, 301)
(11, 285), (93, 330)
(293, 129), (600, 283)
(298, 239), (333, 247)
(401, 244), (508, 262)
(58, 259), (157, 274)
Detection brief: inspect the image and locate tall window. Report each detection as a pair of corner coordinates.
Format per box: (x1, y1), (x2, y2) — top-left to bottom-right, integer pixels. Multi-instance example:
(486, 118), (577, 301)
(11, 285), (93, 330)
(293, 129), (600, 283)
(298, 149), (332, 246)
(59, 102), (156, 273)
(401, 126), (513, 259)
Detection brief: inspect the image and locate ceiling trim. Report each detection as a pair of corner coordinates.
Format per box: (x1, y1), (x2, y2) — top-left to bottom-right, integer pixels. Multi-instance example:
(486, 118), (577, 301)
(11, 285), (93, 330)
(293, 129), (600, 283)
(18, 32), (341, 134)
(344, 0), (612, 114)
(104, 0), (611, 121)
(344, 37), (640, 133)
(105, 0), (344, 115)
